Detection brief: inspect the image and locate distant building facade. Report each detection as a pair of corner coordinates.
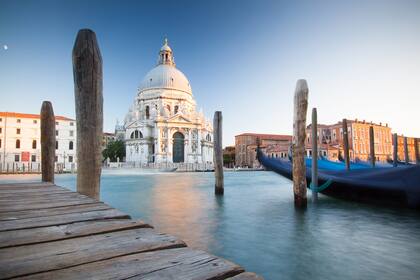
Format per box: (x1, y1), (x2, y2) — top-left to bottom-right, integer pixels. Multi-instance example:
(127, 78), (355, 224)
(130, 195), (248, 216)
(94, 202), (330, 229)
(223, 146), (235, 167)
(397, 135), (419, 163)
(102, 132), (116, 150)
(235, 133), (292, 168)
(0, 112), (77, 171)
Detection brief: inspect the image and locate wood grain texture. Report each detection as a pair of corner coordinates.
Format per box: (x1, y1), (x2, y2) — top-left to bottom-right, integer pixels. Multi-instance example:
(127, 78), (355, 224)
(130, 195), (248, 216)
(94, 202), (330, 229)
(0, 208), (129, 231)
(40, 101), (56, 183)
(15, 248), (244, 280)
(404, 136), (409, 163)
(72, 29), (103, 199)
(311, 108), (318, 200)
(393, 133), (398, 167)
(0, 228), (186, 279)
(342, 119), (350, 170)
(292, 79), (308, 207)
(0, 219), (150, 248)
(369, 126), (375, 167)
(0, 197), (98, 213)
(213, 111), (224, 195)
(0, 202), (111, 221)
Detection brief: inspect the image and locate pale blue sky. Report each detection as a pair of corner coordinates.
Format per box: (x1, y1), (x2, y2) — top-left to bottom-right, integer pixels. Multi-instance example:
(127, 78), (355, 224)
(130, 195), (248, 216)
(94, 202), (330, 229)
(1, 0), (419, 145)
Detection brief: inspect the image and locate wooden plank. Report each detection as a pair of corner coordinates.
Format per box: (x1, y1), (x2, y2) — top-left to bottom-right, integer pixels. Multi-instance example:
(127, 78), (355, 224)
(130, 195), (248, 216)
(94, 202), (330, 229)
(15, 247), (244, 280)
(0, 185), (66, 194)
(0, 189), (71, 198)
(0, 197), (97, 212)
(0, 208), (129, 231)
(0, 192), (89, 202)
(0, 228), (186, 279)
(229, 272), (264, 280)
(0, 202), (111, 221)
(0, 219), (151, 248)
(0, 182), (54, 188)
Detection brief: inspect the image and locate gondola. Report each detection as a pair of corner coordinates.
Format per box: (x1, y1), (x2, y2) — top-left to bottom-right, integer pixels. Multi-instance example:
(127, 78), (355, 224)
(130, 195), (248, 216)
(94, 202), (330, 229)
(257, 149), (420, 208)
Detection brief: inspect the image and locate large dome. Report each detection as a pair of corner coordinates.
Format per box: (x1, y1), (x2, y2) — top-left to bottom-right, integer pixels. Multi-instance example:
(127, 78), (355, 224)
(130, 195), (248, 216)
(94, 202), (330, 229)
(138, 64), (192, 95)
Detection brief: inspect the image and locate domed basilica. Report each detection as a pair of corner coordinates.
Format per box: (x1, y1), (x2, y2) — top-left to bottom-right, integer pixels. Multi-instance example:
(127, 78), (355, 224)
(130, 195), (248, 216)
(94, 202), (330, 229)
(120, 39), (213, 166)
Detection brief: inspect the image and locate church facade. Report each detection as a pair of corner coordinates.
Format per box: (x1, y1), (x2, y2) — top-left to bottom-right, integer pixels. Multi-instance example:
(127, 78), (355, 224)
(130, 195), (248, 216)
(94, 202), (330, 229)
(121, 39), (213, 166)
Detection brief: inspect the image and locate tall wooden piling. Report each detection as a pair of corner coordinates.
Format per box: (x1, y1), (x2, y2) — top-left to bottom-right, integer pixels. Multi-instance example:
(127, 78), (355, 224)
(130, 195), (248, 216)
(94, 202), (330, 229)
(292, 79), (309, 207)
(415, 138), (419, 164)
(369, 126), (375, 167)
(213, 111), (224, 195)
(311, 108), (318, 200)
(393, 133), (398, 167)
(342, 119), (350, 170)
(40, 101), (56, 183)
(72, 29), (103, 199)
(404, 137), (409, 164)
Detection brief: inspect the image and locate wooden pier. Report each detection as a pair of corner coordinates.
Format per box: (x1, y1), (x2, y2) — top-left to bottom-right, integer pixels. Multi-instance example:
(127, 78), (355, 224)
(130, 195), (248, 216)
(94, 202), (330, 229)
(0, 182), (261, 280)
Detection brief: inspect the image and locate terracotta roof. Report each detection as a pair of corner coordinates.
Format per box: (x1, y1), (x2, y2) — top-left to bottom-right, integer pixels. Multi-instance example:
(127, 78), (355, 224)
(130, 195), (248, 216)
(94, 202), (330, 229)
(0, 112), (75, 121)
(235, 133), (292, 140)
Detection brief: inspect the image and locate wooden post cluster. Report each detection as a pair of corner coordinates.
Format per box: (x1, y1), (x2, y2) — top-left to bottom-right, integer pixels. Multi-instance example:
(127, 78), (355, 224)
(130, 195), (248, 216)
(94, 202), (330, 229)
(40, 101), (56, 183)
(72, 29), (103, 199)
(404, 137), (409, 164)
(369, 126), (375, 167)
(415, 138), (419, 165)
(311, 108), (318, 200)
(342, 119), (350, 170)
(292, 79), (309, 208)
(213, 111), (224, 195)
(393, 133), (398, 167)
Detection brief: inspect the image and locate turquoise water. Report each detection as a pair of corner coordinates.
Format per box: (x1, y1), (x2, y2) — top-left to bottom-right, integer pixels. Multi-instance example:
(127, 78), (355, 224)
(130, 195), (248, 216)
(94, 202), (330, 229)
(2, 171), (420, 280)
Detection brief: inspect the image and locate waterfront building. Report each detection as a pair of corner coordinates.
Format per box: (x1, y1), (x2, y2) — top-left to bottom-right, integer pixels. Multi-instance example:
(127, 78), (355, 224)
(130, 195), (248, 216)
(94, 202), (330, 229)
(396, 135), (419, 163)
(102, 132), (116, 150)
(0, 112), (76, 171)
(306, 119), (393, 162)
(222, 146), (235, 167)
(120, 39), (213, 166)
(235, 133), (292, 168)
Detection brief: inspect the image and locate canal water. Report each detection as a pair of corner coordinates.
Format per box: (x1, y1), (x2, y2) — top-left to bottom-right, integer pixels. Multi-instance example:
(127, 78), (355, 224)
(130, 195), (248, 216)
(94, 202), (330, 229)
(2, 171), (420, 280)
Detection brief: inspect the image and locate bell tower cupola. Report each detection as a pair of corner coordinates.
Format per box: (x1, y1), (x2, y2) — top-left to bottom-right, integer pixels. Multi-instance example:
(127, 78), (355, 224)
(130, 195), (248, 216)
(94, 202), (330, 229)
(158, 38), (175, 66)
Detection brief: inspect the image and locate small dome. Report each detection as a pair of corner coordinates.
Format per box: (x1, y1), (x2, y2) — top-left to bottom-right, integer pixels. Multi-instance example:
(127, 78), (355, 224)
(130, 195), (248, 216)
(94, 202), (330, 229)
(160, 38), (172, 52)
(139, 64), (192, 95)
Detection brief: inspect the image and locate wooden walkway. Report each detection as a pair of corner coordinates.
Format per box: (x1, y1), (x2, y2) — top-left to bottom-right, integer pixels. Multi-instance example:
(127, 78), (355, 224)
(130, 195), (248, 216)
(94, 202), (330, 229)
(0, 182), (262, 280)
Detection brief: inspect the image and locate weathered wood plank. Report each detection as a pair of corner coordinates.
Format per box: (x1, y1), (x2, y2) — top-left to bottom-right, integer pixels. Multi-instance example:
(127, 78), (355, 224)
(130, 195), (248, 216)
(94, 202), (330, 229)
(214, 111), (224, 195)
(0, 228), (186, 279)
(40, 101), (56, 183)
(0, 182), (54, 188)
(0, 203), (111, 221)
(0, 219), (151, 248)
(0, 208), (129, 231)
(0, 187), (69, 194)
(0, 189), (71, 199)
(0, 192), (90, 202)
(0, 197), (97, 212)
(229, 272), (264, 280)
(15, 247), (244, 280)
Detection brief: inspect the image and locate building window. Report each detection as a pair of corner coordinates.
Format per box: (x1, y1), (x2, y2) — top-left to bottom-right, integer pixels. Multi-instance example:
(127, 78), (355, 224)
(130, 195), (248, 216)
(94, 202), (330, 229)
(68, 156), (73, 163)
(16, 128), (21, 134)
(56, 141), (58, 150)
(0, 118), (2, 122)
(33, 120), (37, 124)
(0, 139), (1, 148)
(174, 105), (179, 114)
(0, 127), (2, 133)
(55, 156), (58, 162)
(146, 106), (150, 119)
(69, 141), (74, 150)
(16, 139), (20, 149)
(32, 140), (37, 149)
(56, 130), (59, 136)
(17, 119), (21, 123)
(56, 122), (59, 125)
(70, 122), (74, 126)
(15, 154), (20, 162)
(70, 130), (74, 137)
(31, 155), (36, 162)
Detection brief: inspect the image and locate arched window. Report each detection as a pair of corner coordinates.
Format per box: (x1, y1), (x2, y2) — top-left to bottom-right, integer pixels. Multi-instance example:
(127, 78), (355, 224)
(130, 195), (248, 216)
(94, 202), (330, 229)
(166, 104), (171, 113)
(130, 132), (135, 139)
(135, 130), (139, 138)
(146, 106), (150, 119)
(32, 140), (37, 149)
(56, 141), (58, 150)
(174, 105), (179, 114)
(16, 139), (20, 149)
(69, 141), (74, 150)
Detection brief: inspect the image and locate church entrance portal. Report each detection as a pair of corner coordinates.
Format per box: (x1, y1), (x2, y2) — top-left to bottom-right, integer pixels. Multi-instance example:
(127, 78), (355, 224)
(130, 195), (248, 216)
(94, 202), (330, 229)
(173, 132), (185, 163)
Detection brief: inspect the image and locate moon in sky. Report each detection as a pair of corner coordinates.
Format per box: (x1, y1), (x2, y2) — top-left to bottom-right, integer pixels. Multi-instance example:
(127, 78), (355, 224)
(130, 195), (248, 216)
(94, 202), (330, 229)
(3, 45), (8, 50)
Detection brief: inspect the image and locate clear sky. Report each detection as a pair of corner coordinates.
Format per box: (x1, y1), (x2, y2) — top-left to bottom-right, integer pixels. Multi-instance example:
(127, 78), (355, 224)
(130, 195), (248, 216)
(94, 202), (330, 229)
(1, 0), (419, 146)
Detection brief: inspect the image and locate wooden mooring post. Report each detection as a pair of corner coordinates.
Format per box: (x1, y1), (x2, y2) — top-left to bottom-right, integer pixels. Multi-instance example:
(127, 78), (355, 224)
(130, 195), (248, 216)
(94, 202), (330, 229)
(73, 29), (103, 199)
(404, 136), (409, 164)
(393, 133), (398, 167)
(40, 101), (56, 183)
(292, 79), (309, 208)
(311, 108), (318, 200)
(415, 138), (419, 165)
(369, 126), (375, 167)
(342, 119), (350, 170)
(213, 111), (224, 195)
